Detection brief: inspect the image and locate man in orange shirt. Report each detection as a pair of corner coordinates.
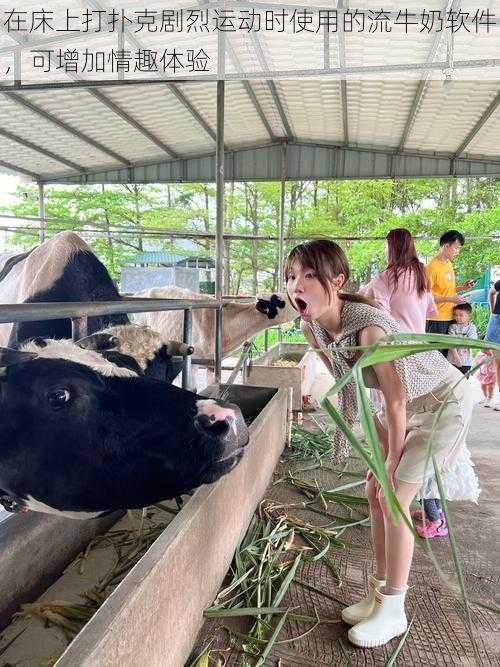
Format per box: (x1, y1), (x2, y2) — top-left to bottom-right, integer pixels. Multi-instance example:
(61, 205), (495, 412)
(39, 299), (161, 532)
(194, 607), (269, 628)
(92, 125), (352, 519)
(425, 230), (475, 351)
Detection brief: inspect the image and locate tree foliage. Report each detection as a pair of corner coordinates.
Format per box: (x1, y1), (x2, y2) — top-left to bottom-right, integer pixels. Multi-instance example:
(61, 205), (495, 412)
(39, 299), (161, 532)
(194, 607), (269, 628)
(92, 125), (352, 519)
(1, 177), (498, 290)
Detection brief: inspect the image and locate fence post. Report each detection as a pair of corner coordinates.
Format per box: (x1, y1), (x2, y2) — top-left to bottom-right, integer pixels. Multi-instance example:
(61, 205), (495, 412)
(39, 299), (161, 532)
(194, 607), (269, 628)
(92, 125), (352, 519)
(71, 315), (88, 341)
(182, 308), (193, 390)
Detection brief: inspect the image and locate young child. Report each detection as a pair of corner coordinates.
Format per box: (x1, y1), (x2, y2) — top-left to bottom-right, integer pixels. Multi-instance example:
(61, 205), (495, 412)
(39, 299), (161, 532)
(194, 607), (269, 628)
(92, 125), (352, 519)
(447, 303), (477, 374)
(414, 445), (480, 539)
(475, 349), (498, 408)
(415, 302), (478, 535)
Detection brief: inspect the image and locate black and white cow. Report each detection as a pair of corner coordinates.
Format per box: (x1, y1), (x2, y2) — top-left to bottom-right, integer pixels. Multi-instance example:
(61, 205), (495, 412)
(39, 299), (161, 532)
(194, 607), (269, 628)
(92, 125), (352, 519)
(0, 232), (130, 347)
(0, 346), (249, 519)
(0, 232), (195, 382)
(22, 325), (194, 384)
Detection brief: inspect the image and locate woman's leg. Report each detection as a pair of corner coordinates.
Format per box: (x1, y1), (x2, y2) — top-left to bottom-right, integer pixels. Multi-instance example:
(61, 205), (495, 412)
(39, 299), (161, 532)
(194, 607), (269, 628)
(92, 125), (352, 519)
(366, 477), (386, 578)
(381, 480), (420, 591)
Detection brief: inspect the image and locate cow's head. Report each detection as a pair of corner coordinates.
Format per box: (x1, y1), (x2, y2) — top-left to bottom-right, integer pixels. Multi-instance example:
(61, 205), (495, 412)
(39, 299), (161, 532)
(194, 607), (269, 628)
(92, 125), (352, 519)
(76, 324), (194, 383)
(255, 294), (296, 321)
(0, 348), (248, 518)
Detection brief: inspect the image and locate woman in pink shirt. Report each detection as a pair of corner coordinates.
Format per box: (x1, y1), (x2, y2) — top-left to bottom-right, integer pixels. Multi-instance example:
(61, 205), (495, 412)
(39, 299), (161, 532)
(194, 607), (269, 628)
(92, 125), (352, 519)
(362, 228), (436, 333)
(362, 228), (479, 539)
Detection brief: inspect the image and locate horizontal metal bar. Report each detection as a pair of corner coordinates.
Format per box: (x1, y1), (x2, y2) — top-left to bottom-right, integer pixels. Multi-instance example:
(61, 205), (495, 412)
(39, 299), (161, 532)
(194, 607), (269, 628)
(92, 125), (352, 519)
(0, 298), (220, 325)
(1, 223), (497, 243)
(0, 56), (498, 93)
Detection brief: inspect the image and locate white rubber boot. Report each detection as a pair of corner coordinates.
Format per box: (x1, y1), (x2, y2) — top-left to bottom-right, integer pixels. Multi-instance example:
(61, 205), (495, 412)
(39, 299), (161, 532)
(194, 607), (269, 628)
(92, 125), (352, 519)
(341, 575), (386, 626)
(348, 587), (408, 648)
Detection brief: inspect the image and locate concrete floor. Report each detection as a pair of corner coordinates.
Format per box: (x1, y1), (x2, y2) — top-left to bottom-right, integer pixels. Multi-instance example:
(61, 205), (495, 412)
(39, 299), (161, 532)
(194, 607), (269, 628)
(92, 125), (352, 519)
(192, 369), (500, 666)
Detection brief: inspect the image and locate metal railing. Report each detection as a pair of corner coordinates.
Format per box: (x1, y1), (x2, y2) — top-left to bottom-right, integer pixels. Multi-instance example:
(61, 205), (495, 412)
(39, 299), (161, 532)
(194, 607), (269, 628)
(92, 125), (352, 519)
(0, 297), (223, 390)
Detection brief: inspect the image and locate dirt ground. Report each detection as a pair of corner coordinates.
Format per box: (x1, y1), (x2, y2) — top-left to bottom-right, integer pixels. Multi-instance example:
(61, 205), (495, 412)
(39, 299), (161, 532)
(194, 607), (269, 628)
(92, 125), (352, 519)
(191, 387), (500, 666)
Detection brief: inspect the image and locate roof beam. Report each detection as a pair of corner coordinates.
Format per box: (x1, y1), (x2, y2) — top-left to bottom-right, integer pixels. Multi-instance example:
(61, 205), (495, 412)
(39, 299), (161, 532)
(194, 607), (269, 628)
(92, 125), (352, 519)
(224, 39), (277, 141)
(5, 92), (131, 166)
(86, 0), (216, 149)
(2, 14), (180, 161)
(0, 126), (84, 172)
(243, 29), (295, 141)
(167, 83), (216, 143)
(38, 141), (500, 185)
(87, 89), (179, 159)
(399, 0), (460, 152)
(0, 56), (497, 93)
(0, 158), (40, 179)
(337, 0), (348, 145)
(105, 11), (217, 144)
(196, 0), (284, 142)
(454, 91), (500, 157)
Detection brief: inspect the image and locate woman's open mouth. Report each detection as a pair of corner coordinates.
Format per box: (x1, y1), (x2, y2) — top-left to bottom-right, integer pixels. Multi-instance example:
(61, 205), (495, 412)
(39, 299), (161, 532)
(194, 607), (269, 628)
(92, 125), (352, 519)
(294, 297), (309, 316)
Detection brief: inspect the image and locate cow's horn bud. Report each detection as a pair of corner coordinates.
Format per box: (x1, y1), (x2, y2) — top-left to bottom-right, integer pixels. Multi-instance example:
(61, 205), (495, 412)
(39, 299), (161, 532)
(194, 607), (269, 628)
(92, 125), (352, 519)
(166, 341), (194, 357)
(77, 333), (119, 351)
(0, 347), (38, 368)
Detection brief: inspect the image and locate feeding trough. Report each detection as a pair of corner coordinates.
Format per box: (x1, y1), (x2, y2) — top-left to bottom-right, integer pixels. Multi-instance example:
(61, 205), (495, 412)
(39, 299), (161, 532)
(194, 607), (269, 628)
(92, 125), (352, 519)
(0, 384), (290, 667)
(245, 343), (317, 411)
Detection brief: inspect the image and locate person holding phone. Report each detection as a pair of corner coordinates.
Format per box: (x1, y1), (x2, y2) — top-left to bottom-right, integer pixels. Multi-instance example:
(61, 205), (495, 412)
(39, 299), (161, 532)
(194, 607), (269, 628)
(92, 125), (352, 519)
(425, 230), (476, 354)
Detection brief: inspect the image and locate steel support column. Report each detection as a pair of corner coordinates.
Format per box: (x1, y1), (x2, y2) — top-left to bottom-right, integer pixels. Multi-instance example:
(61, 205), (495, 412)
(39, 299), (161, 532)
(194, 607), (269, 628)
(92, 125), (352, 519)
(38, 183), (45, 243)
(214, 78), (225, 385)
(278, 143), (287, 343)
(181, 308), (193, 390)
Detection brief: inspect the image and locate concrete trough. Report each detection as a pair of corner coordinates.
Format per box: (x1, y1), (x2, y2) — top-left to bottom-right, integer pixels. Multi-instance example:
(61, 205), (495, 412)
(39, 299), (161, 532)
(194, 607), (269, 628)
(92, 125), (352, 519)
(53, 383), (290, 667)
(245, 343), (317, 411)
(0, 510), (121, 631)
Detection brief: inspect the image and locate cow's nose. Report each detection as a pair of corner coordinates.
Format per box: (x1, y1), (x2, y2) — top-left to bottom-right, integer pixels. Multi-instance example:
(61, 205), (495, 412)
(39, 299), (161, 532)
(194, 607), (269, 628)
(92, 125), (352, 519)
(194, 399), (248, 454)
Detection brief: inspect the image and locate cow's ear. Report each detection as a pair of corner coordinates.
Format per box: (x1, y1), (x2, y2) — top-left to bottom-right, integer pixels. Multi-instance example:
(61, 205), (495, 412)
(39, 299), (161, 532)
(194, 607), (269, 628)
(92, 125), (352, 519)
(77, 333), (119, 351)
(0, 347), (38, 368)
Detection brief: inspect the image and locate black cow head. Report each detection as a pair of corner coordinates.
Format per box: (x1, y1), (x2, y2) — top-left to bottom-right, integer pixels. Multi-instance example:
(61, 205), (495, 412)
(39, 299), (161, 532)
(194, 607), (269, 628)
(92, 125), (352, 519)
(0, 349), (248, 518)
(77, 325), (194, 383)
(255, 294), (287, 319)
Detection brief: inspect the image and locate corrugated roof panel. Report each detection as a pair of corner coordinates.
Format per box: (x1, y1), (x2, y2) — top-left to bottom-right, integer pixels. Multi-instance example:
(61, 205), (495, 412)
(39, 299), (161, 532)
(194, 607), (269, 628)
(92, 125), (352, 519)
(348, 80), (417, 149)
(466, 109), (500, 156)
(277, 80), (344, 143)
(0, 134), (73, 176)
(242, 80), (288, 139)
(224, 82), (273, 146)
(406, 81), (500, 154)
(176, 82), (271, 149)
(99, 84), (214, 157)
(20, 88), (169, 165)
(0, 95), (120, 170)
(134, 251), (187, 264)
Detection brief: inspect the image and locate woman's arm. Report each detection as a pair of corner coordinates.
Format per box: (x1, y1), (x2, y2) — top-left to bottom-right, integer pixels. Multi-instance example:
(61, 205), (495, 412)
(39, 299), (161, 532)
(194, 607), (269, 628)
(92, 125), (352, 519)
(359, 326), (407, 475)
(300, 319), (333, 374)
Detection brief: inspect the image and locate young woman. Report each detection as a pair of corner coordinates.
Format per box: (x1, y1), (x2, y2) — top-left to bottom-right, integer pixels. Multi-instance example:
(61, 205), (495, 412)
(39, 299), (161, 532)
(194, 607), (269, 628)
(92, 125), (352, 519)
(361, 229), (479, 538)
(361, 228), (436, 333)
(285, 239), (472, 648)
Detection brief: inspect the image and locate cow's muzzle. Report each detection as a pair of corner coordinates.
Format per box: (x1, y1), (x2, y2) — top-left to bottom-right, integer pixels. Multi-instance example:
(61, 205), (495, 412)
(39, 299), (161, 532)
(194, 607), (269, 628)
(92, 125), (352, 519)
(195, 398), (249, 462)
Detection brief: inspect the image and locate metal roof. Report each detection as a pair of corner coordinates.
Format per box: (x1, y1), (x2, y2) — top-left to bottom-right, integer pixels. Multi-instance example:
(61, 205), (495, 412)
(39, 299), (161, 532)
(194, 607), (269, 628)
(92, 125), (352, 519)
(133, 251), (189, 264)
(0, 0), (498, 182)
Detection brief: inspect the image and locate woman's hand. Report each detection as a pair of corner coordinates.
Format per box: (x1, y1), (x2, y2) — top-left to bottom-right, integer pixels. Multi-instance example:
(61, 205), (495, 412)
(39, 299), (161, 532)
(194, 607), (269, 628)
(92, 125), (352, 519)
(383, 454), (400, 490)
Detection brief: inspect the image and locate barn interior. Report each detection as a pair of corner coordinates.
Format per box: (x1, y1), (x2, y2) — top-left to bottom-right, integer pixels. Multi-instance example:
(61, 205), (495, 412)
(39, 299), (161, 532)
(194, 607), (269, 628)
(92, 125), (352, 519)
(0, 2), (499, 664)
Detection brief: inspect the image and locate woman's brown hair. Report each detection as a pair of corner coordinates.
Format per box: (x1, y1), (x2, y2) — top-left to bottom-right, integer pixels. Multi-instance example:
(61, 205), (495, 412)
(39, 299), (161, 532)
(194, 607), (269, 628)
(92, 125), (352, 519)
(385, 228), (429, 297)
(284, 239), (373, 306)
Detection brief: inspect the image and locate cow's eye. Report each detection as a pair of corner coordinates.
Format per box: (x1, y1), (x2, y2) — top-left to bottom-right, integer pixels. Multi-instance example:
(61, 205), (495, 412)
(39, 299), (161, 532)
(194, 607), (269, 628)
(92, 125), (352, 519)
(47, 388), (71, 410)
